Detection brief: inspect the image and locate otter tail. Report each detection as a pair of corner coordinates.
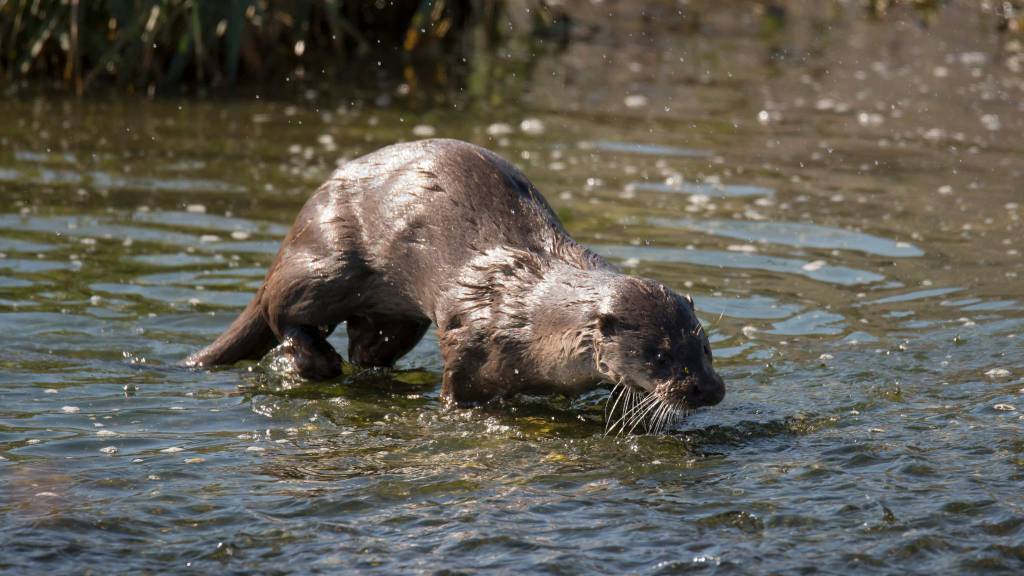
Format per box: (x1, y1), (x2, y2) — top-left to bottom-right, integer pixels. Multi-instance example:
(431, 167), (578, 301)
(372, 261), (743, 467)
(184, 297), (278, 368)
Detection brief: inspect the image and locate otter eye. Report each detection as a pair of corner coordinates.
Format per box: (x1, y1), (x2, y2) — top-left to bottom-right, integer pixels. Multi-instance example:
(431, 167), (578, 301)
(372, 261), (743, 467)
(655, 351), (670, 366)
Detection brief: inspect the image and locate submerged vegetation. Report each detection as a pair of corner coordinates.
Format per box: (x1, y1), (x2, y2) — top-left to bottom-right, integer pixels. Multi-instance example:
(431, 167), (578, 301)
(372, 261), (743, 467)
(0, 0), (566, 94)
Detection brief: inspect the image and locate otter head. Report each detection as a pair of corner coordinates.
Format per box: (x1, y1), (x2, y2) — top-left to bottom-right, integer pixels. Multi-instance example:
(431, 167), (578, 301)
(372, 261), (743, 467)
(594, 277), (725, 416)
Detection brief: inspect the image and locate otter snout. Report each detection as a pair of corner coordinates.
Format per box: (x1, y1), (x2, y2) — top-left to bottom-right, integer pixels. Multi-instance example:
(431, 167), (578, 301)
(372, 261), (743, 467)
(686, 370), (725, 407)
(660, 370), (725, 408)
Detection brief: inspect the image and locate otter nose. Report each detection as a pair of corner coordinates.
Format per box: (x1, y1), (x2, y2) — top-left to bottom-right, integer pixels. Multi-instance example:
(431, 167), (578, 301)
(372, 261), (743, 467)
(686, 372), (725, 407)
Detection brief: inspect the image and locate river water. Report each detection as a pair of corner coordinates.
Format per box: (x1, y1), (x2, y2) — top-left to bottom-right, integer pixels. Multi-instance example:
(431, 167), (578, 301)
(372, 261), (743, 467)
(1, 2), (1022, 573)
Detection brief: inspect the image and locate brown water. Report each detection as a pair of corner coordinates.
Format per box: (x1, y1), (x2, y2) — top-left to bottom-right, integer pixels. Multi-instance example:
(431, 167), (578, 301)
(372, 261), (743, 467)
(1, 1), (1023, 573)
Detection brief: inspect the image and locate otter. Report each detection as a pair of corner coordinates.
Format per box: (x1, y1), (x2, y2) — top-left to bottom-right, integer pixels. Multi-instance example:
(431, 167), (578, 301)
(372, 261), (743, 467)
(186, 139), (724, 427)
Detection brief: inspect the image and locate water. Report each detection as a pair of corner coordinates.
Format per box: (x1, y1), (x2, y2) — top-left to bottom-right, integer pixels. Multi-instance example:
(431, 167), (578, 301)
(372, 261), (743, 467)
(2, 2), (1023, 573)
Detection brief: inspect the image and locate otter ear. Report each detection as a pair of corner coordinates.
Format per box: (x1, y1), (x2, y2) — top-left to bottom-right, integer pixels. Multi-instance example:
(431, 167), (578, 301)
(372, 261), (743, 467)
(597, 314), (619, 337)
(684, 293), (694, 308)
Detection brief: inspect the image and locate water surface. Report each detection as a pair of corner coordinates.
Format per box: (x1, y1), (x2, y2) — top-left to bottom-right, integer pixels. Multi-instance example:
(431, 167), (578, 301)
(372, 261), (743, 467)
(2, 2), (1023, 573)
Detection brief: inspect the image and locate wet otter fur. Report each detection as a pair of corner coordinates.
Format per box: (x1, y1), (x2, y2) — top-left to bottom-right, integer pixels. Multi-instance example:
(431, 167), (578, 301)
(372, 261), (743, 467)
(186, 139), (724, 424)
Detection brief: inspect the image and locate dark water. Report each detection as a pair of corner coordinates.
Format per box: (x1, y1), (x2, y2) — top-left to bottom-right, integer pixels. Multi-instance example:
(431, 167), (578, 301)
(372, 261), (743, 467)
(2, 2), (1023, 573)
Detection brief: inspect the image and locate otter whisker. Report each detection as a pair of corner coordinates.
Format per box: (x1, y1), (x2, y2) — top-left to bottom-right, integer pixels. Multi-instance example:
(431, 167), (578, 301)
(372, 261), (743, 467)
(609, 387), (654, 435)
(651, 401), (684, 434)
(628, 400), (660, 435)
(693, 321), (705, 338)
(608, 388), (643, 434)
(657, 403), (679, 434)
(661, 403), (679, 433)
(622, 394), (656, 430)
(612, 379), (632, 415)
(651, 401), (673, 434)
(606, 390), (632, 435)
(649, 403), (667, 435)
(604, 380), (625, 430)
(604, 380), (634, 435)
(626, 395), (662, 435)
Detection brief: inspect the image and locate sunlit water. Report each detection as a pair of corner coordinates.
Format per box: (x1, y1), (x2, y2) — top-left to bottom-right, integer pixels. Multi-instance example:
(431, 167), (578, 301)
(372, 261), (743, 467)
(2, 3), (1023, 573)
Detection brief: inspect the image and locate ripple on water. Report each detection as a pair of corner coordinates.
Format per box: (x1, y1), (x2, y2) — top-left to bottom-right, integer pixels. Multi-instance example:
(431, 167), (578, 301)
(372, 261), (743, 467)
(768, 311), (847, 336)
(207, 240), (282, 254)
(0, 277), (35, 289)
(0, 237), (57, 253)
(649, 217), (924, 257)
(581, 140), (714, 158)
(128, 253), (223, 267)
(132, 210), (290, 236)
(0, 213), (285, 257)
(0, 214), (200, 246)
(594, 244), (885, 286)
(0, 168), (245, 194)
(134, 270), (258, 288)
(961, 300), (1021, 312)
(89, 282), (251, 308)
(89, 171), (247, 194)
(697, 294), (803, 320)
(0, 258), (71, 273)
(14, 150), (78, 164)
(629, 181), (774, 198)
(0, 165), (71, 186)
(864, 287), (963, 306)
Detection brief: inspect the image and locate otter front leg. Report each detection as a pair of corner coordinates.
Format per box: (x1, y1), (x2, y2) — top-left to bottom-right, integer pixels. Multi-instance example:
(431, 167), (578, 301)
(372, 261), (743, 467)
(347, 315), (430, 368)
(438, 329), (507, 406)
(280, 326), (343, 380)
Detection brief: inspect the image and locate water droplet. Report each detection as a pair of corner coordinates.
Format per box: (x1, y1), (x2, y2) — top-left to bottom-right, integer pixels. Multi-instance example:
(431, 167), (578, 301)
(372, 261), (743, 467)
(980, 114), (1001, 131)
(486, 123), (513, 137)
(624, 94), (648, 109)
(411, 125), (436, 137)
(519, 118), (545, 135)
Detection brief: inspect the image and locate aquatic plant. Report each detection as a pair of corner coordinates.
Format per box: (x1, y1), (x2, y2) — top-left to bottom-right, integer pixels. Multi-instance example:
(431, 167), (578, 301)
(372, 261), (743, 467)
(0, 0), (564, 94)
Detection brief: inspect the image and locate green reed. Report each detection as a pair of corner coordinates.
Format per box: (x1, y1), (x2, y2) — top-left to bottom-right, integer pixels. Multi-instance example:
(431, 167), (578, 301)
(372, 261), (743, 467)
(0, 0), (561, 93)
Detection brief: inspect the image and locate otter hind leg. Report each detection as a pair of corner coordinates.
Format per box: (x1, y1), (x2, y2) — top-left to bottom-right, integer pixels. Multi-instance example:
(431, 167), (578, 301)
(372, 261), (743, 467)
(347, 315), (430, 368)
(281, 326), (344, 380)
(261, 250), (372, 380)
